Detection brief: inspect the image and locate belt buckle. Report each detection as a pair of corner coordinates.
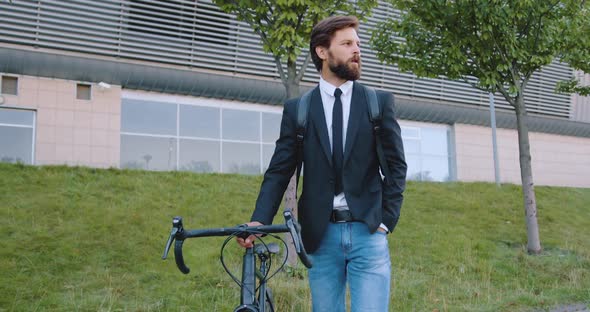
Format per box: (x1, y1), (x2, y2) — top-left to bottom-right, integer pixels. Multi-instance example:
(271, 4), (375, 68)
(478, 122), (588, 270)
(334, 217), (347, 223)
(330, 211), (339, 223)
(331, 210), (350, 223)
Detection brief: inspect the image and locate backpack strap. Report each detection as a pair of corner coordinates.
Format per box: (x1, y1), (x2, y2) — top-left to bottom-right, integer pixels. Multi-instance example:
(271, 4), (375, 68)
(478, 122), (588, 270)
(295, 87), (314, 189)
(363, 85), (394, 186)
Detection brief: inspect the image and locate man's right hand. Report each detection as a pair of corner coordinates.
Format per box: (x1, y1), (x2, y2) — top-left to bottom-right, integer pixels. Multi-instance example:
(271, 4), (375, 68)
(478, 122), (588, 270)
(236, 221), (263, 248)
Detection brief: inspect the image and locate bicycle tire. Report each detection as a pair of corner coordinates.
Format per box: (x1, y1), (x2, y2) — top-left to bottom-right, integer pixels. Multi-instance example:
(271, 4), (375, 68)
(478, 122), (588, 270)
(234, 305), (258, 312)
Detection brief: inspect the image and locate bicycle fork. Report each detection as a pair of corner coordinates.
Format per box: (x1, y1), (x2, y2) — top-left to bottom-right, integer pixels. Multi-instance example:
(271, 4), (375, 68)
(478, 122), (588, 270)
(256, 249), (273, 312)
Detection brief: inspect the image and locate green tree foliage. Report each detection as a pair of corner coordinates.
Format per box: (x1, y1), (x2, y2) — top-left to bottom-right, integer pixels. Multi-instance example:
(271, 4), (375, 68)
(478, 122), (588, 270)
(372, 0), (589, 99)
(372, 0), (589, 254)
(213, 0), (377, 98)
(557, 78), (590, 96)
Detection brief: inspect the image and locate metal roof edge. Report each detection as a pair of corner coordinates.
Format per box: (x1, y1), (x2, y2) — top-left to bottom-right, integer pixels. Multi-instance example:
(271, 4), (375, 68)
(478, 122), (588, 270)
(0, 46), (287, 104)
(396, 97), (590, 138)
(1, 47), (588, 138)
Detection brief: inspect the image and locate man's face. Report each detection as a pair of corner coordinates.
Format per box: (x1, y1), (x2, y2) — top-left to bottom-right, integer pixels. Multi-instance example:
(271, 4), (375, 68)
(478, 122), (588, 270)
(325, 27), (362, 81)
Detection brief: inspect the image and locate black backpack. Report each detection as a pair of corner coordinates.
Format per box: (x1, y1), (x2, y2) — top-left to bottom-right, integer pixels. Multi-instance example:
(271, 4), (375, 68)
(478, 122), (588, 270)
(294, 85), (394, 188)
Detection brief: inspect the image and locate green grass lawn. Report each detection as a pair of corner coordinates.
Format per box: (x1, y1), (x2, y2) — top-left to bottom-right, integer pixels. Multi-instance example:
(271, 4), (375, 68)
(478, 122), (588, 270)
(1, 163), (589, 311)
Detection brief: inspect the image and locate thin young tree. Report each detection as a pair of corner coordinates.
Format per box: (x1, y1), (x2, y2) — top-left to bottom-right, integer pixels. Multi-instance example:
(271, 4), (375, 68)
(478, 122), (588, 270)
(372, 0), (590, 254)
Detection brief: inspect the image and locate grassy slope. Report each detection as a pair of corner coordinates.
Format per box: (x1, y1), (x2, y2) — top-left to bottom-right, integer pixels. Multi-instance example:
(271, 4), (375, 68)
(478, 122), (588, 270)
(0, 163), (589, 311)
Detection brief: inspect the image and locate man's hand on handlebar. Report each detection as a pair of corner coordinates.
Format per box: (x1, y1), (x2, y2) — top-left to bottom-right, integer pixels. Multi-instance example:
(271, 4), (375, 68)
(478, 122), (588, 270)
(236, 221), (264, 248)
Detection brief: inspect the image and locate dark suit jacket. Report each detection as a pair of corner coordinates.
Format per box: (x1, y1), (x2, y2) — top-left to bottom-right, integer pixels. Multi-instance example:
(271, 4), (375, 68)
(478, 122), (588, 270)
(251, 82), (407, 253)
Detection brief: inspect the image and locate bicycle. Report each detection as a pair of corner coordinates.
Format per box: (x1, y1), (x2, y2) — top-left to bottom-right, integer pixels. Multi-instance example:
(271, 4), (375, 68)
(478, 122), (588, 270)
(162, 208), (312, 312)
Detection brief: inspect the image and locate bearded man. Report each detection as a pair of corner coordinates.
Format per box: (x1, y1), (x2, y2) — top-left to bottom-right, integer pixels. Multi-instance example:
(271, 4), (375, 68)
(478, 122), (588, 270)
(238, 15), (407, 312)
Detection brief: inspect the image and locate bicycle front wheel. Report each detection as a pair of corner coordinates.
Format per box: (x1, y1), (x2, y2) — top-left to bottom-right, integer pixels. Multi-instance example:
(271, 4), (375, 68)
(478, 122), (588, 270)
(264, 288), (275, 312)
(234, 305), (258, 312)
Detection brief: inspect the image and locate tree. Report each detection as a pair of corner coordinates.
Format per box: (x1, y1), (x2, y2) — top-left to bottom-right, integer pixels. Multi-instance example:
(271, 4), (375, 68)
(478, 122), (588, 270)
(213, 0), (377, 264)
(372, 0), (590, 254)
(213, 0), (377, 98)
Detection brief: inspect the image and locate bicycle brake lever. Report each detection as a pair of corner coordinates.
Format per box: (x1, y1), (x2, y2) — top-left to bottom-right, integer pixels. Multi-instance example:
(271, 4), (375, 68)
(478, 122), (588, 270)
(162, 217), (183, 260)
(284, 210), (305, 255)
(284, 209), (313, 268)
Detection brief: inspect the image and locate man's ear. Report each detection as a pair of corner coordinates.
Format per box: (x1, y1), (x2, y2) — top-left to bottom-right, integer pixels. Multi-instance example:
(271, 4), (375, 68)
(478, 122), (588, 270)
(316, 46), (327, 60)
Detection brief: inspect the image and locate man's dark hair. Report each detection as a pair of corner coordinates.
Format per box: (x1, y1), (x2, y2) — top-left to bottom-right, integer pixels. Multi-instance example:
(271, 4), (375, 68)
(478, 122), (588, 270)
(310, 16), (359, 72)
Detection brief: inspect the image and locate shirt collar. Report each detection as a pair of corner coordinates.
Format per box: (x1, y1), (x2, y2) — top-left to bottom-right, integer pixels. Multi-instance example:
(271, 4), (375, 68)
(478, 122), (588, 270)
(319, 77), (354, 98)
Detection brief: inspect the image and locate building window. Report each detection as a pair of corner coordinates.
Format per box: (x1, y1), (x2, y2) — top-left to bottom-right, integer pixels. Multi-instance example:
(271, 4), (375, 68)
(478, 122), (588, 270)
(76, 83), (91, 100)
(401, 123), (453, 182)
(1, 76), (18, 95)
(0, 108), (35, 164)
(120, 98), (280, 174)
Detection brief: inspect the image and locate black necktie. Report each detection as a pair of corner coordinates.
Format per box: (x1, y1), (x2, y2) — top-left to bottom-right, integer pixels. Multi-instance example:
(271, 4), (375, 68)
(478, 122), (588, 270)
(332, 88), (343, 195)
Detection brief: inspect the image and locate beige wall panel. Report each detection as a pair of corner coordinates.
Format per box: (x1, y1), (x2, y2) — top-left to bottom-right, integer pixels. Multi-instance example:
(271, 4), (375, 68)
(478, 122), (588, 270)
(36, 125), (56, 144)
(17, 87), (39, 107)
(57, 91), (75, 110)
(73, 111), (92, 129)
(455, 124), (590, 188)
(19, 76), (39, 91)
(73, 145), (91, 163)
(35, 143), (56, 163)
(2, 75), (121, 168)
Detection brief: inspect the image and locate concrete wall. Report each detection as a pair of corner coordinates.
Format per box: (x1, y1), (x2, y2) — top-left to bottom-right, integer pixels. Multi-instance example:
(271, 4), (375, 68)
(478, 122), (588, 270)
(1, 74), (121, 168)
(455, 124), (590, 188)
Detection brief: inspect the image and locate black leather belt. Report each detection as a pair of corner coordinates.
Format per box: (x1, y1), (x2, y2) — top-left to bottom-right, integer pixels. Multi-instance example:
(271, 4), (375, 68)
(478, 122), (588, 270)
(330, 210), (354, 223)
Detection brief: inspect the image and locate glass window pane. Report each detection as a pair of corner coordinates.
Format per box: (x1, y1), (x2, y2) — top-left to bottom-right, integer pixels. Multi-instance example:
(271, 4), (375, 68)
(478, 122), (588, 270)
(179, 139), (220, 173)
(402, 139), (420, 154)
(405, 156), (421, 181)
(421, 156), (450, 182)
(0, 108), (34, 126)
(121, 99), (176, 135)
(421, 127), (448, 156)
(262, 112), (281, 143)
(401, 126), (420, 139)
(179, 105), (220, 138)
(1, 76), (18, 95)
(76, 84), (91, 100)
(262, 143), (275, 172)
(222, 109), (259, 141)
(120, 135), (177, 171)
(0, 126), (33, 164)
(222, 142), (260, 174)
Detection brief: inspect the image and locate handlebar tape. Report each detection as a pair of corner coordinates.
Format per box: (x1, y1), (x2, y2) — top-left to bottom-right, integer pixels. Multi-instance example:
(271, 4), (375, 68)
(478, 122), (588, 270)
(297, 244), (313, 269)
(174, 239), (190, 274)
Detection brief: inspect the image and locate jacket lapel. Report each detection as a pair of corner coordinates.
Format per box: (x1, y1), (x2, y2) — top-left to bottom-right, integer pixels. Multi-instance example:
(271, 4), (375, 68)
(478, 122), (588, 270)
(344, 82), (364, 166)
(309, 87), (333, 166)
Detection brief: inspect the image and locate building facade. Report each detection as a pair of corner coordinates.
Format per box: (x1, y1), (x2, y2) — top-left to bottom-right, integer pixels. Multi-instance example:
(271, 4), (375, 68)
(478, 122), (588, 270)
(1, 0), (589, 187)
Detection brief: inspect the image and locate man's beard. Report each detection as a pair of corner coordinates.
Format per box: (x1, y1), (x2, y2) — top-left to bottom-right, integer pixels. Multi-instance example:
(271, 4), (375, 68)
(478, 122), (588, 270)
(328, 56), (361, 81)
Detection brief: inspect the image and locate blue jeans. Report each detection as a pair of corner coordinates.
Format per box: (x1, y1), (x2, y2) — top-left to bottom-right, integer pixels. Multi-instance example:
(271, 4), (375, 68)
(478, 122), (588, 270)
(308, 222), (391, 312)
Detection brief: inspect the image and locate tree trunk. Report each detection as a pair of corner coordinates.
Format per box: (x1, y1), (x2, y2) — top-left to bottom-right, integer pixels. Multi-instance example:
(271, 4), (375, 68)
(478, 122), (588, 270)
(514, 95), (542, 254)
(284, 64), (300, 99)
(283, 64), (301, 266)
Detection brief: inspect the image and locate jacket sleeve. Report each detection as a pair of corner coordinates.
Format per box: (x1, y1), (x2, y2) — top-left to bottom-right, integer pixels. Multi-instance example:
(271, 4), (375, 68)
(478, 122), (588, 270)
(250, 99), (299, 225)
(378, 91), (407, 232)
